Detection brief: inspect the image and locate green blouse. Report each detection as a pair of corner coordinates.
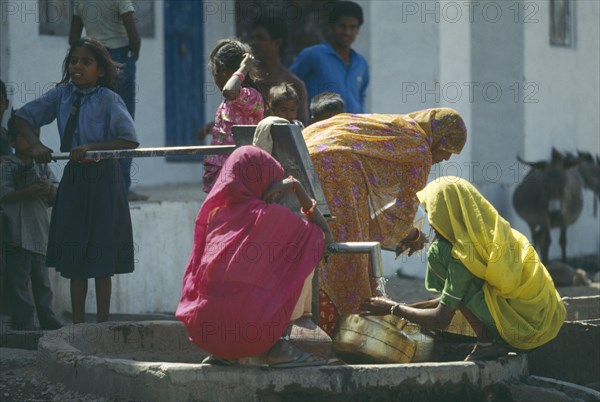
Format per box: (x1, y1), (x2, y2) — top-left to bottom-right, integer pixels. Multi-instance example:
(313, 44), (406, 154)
(425, 238), (499, 339)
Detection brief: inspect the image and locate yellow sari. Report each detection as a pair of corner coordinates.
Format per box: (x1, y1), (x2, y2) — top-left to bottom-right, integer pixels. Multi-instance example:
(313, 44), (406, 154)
(303, 109), (466, 333)
(417, 177), (565, 349)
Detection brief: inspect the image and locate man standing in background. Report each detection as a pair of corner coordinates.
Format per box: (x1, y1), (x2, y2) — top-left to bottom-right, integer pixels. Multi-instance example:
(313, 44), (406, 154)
(69, 0), (147, 201)
(291, 1), (369, 118)
(250, 15), (309, 126)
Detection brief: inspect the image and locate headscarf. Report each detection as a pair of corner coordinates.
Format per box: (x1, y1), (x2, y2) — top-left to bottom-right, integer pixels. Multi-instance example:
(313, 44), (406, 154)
(417, 177), (565, 349)
(176, 146), (325, 359)
(408, 108), (467, 153)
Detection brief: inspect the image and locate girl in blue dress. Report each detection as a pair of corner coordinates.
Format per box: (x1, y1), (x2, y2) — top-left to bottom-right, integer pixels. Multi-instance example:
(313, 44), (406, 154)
(14, 37), (139, 324)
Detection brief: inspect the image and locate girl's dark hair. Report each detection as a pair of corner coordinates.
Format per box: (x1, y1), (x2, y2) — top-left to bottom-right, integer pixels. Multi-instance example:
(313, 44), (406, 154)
(268, 82), (299, 108)
(209, 39), (260, 92)
(0, 79), (7, 101)
(59, 37), (119, 90)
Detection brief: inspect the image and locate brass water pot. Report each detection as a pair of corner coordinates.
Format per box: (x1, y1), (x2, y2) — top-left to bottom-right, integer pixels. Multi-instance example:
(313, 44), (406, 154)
(332, 314), (435, 364)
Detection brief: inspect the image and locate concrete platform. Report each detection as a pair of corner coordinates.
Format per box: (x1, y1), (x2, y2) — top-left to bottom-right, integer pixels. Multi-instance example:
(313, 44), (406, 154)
(36, 320), (600, 402)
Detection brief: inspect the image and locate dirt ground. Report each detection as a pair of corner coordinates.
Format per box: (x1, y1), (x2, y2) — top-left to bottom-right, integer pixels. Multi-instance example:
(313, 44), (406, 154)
(0, 275), (598, 402)
(0, 348), (110, 402)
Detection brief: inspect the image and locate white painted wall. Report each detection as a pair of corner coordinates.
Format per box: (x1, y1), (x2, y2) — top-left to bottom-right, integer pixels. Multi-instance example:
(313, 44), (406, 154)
(519, 0), (600, 259)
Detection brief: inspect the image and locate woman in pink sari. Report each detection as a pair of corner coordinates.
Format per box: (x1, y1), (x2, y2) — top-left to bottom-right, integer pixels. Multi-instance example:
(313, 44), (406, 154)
(177, 145), (333, 366)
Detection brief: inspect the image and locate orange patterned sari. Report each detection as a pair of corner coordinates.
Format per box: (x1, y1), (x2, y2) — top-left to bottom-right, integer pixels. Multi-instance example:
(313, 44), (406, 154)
(303, 109), (467, 333)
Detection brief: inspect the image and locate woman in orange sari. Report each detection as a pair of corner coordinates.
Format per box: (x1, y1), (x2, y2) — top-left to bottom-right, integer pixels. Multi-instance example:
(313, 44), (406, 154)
(303, 108), (467, 334)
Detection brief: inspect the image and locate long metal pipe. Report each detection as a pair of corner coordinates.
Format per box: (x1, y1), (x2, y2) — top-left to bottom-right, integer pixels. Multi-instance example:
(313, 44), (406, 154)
(50, 145), (236, 160)
(327, 242), (383, 279)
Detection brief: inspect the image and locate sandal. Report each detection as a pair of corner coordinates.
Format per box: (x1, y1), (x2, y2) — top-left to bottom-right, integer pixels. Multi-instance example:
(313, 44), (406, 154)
(269, 350), (328, 368)
(464, 342), (511, 361)
(266, 340), (328, 369)
(201, 355), (236, 366)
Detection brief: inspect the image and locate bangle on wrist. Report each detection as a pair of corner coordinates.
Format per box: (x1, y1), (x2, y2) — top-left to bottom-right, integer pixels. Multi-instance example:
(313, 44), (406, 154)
(404, 229), (421, 243)
(301, 199), (318, 217)
(232, 71), (245, 81)
(390, 303), (405, 316)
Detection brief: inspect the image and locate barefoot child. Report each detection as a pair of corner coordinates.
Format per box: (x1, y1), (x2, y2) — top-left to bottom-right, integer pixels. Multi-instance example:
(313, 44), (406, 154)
(0, 116), (62, 330)
(14, 37), (139, 323)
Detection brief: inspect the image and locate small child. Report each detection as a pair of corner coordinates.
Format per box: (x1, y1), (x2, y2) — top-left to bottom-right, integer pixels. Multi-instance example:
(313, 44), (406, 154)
(310, 92), (345, 124)
(202, 39), (265, 193)
(0, 115), (62, 330)
(14, 37), (139, 324)
(268, 82), (302, 125)
(252, 82), (303, 154)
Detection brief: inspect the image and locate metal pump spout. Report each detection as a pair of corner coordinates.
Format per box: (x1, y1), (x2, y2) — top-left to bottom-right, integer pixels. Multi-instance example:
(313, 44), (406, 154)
(327, 242), (384, 279)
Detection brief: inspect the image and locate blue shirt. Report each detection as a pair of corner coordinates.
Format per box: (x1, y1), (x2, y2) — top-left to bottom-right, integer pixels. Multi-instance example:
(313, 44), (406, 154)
(290, 42), (369, 115)
(16, 83), (138, 148)
(0, 155), (58, 254)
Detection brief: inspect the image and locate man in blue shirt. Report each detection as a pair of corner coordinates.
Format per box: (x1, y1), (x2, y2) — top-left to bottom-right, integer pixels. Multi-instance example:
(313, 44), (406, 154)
(291, 1), (369, 117)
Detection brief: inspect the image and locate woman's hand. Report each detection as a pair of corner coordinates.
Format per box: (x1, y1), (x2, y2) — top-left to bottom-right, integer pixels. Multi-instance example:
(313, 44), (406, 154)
(396, 227), (428, 258)
(263, 177), (296, 203)
(359, 296), (401, 316)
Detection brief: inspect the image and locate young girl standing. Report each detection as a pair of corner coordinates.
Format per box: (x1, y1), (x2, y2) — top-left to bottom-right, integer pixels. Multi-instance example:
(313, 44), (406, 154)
(14, 37), (139, 324)
(202, 39), (264, 193)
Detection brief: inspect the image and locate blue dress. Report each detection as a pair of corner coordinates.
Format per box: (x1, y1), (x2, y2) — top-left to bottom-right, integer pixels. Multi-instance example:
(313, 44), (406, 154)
(16, 83), (138, 279)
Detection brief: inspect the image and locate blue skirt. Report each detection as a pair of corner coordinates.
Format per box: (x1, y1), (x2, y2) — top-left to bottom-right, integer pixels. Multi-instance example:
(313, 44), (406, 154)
(46, 160), (135, 279)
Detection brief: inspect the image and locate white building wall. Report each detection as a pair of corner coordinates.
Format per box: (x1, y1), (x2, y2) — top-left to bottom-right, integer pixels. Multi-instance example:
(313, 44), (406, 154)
(369, 0), (440, 114)
(523, 0), (599, 159)
(520, 0), (600, 259)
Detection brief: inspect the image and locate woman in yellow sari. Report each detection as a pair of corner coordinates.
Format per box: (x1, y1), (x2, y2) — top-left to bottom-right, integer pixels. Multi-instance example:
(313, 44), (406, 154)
(303, 108), (467, 334)
(361, 177), (566, 360)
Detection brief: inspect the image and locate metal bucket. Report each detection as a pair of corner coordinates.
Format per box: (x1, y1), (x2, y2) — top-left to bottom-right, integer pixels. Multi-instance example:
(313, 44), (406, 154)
(332, 314), (435, 364)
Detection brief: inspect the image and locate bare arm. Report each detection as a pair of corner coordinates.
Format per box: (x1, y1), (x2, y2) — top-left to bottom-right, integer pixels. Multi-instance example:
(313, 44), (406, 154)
(263, 176), (334, 256)
(15, 117), (54, 163)
(222, 54), (255, 101)
(68, 16), (84, 46)
(360, 296), (456, 331)
(122, 11), (141, 60)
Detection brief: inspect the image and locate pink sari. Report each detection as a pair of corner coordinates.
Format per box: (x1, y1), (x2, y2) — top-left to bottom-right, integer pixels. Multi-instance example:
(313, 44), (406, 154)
(176, 146), (324, 359)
